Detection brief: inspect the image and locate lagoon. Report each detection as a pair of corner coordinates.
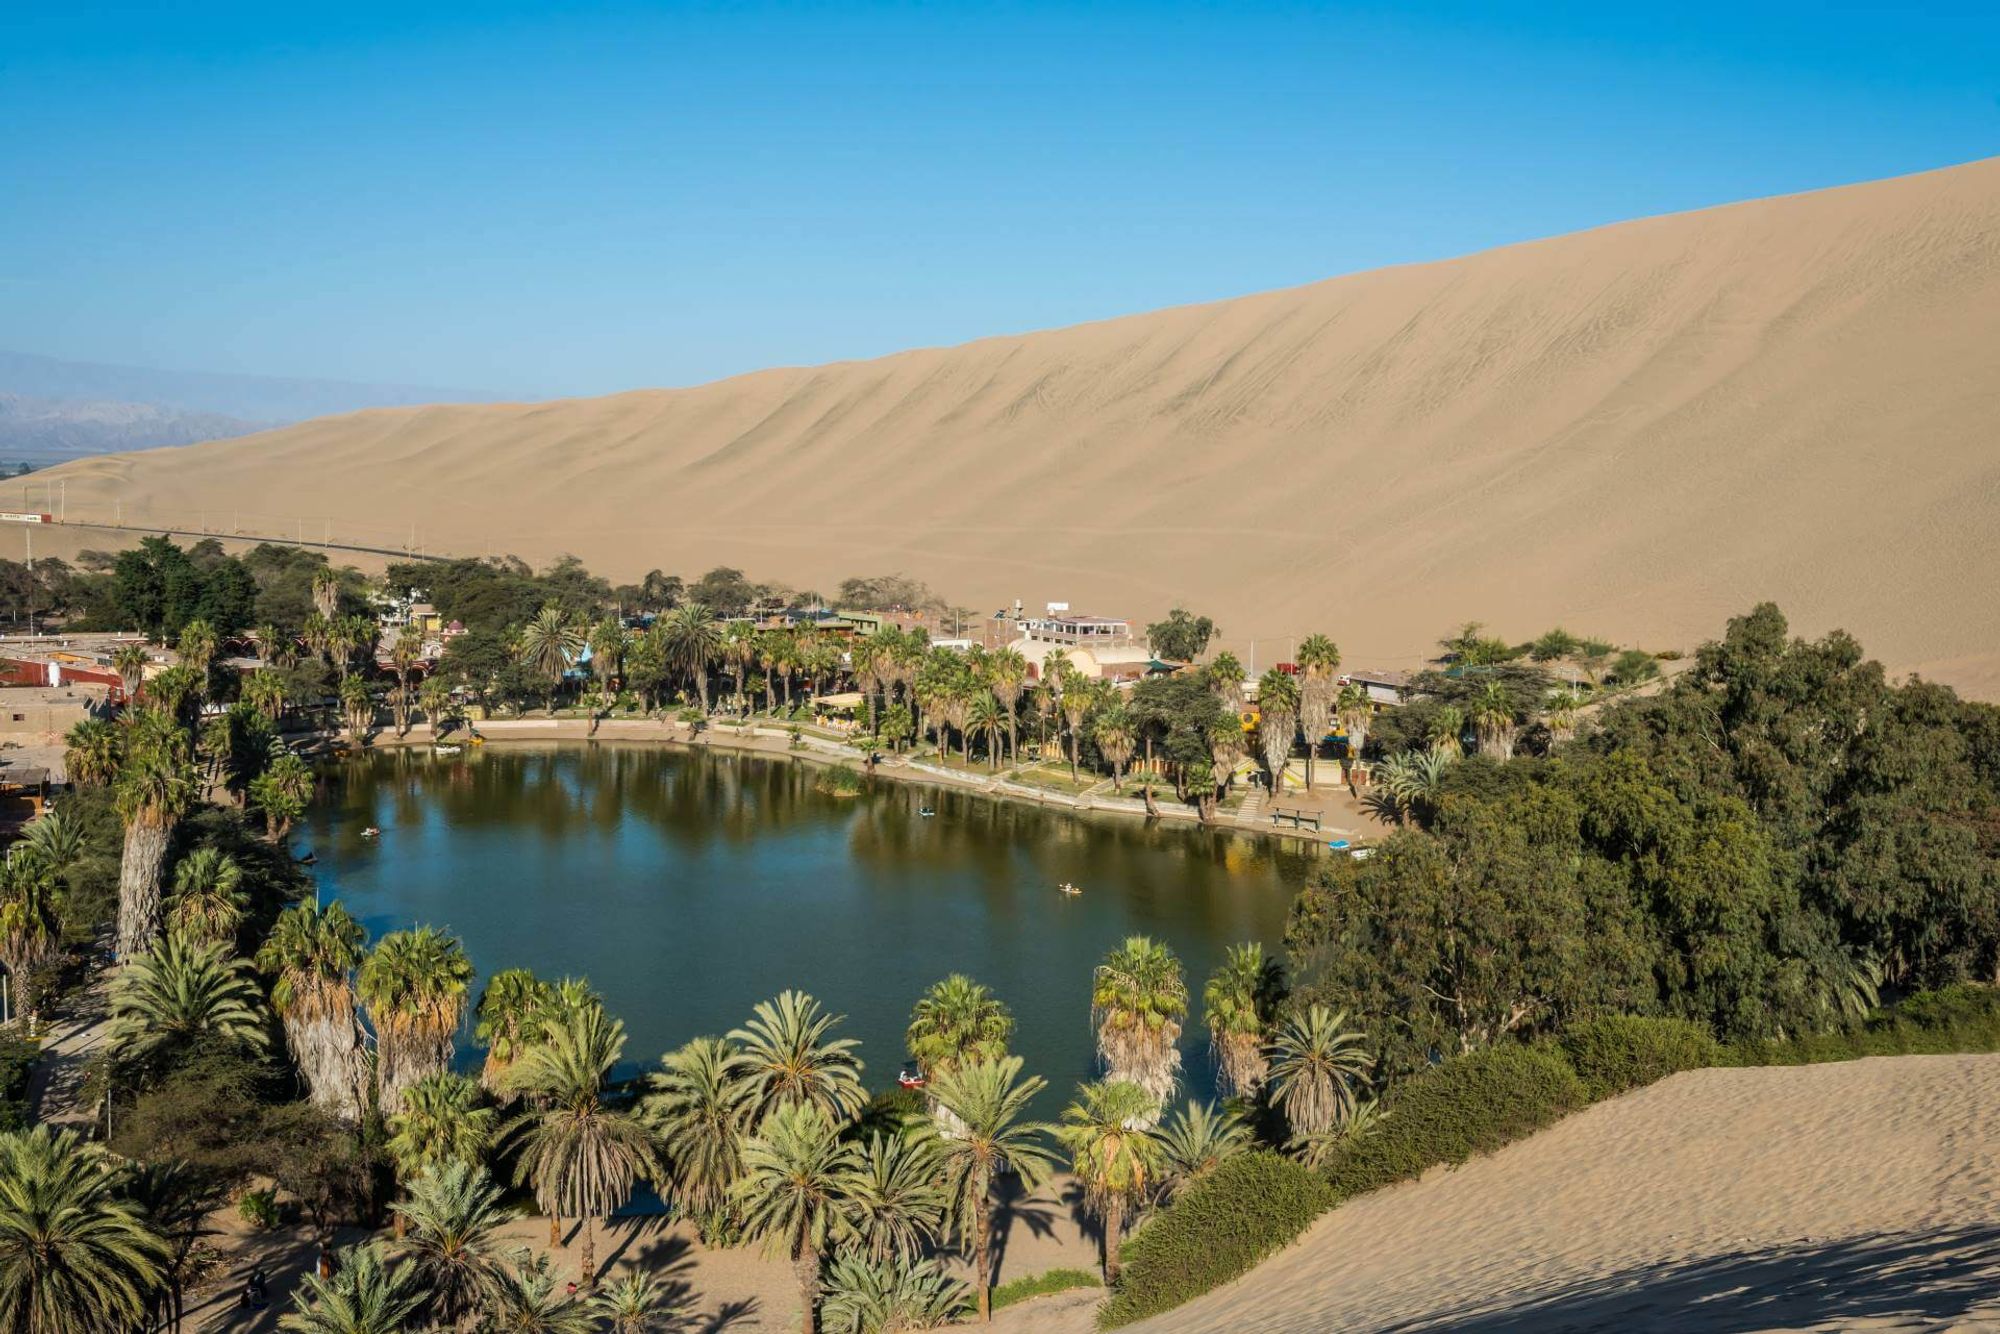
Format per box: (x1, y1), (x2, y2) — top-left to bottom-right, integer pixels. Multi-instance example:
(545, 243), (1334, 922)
(304, 745), (1313, 1108)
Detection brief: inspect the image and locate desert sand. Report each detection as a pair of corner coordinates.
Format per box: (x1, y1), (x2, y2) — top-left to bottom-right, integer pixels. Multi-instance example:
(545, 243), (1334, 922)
(26, 156), (2000, 694)
(1003, 1053), (2000, 1333)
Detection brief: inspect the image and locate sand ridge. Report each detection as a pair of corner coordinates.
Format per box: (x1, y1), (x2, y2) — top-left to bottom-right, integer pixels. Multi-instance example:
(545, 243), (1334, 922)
(28, 156), (2000, 695)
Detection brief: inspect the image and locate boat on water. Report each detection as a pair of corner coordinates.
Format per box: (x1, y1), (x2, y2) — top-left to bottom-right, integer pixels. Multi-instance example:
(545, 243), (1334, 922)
(361, 826), (381, 839)
(296, 852), (317, 865)
(434, 743), (464, 755)
(917, 807), (936, 818)
(1058, 882), (1081, 896)
(897, 1070), (926, 1089)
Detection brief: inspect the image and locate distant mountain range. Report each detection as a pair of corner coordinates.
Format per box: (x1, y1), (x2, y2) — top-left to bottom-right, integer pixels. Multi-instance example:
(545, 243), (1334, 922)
(0, 350), (504, 465)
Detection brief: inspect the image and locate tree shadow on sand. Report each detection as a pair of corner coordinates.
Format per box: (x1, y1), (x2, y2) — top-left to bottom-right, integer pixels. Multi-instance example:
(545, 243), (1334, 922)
(985, 1172), (1061, 1280)
(1382, 1225), (2000, 1333)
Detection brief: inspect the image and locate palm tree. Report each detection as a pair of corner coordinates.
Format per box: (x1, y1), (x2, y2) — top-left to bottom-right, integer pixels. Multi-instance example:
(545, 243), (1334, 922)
(590, 1271), (679, 1333)
(0, 853), (61, 1019)
(480, 1254), (596, 1334)
(926, 1056), (1056, 1323)
(515, 603), (584, 713)
(1470, 681), (1519, 761)
(62, 718), (121, 787)
(243, 670), (287, 724)
(657, 603), (720, 712)
(1546, 686), (1584, 744)
(386, 1073), (495, 1237)
(1154, 1100), (1251, 1201)
(0, 1126), (170, 1334)
(905, 975), (1013, 1084)
(1202, 942), (1282, 1098)
(1057, 664), (1092, 781)
(391, 1160), (513, 1330)
(1091, 936), (1187, 1117)
(1426, 704), (1466, 757)
(730, 991), (865, 1124)
(1364, 748), (1452, 826)
(502, 1003), (657, 1285)
(1205, 652), (1245, 712)
(733, 1101), (863, 1334)
(339, 675), (373, 745)
(389, 630), (422, 738)
(164, 846), (246, 948)
(1255, 669), (1300, 795)
(1092, 706), (1136, 792)
(1335, 681), (1374, 781)
(419, 676), (456, 736)
(176, 617), (218, 692)
(13, 811), (84, 884)
(965, 692), (1005, 770)
(719, 621), (758, 714)
(258, 900), (371, 1124)
(642, 1036), (751, 1242)
(256, 622), (292, 668)
(111, 643), (149, 697)
(108, 934), (269, 1066)
(820, 1251), (969, 1333)
(113, 708), (198, 957)
(311, 568), (341, 621)
(1266, 1006), (1374, 1142)
(1294, 634), (1340, 792)
(586, 616), (628, 733)
(279, 1241), (424, 1334)
(144, 665), (202, 727)
(474, 968), (554, 1098)
(248, 752), (315, 841)
(985, 648), (1028, 763)
(841, 1133), (945, 1265)
(359, 927), (474, 1116)
(1055, 1080), (1163, 1284)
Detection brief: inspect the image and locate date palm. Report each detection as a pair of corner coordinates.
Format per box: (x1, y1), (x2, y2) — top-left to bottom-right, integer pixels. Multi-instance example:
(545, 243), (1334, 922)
(503, 1003), (657, 1286)
(1092, 706), (1136, 792)
(657, 603), (720, 712)
(1335, 681), (1374, 779)
(63, 718), (121, 787)
(733, 1102), (864, 1334)
(0, 1126), (170, 1334)
(730, 991), (865, 1124)
(840, 1133), (946, 1265)
(1057, 663), (1092, 780)
(391, 1160), (512, 1330)
(926, 1056), (1055, 1323)
(642, 1036), (752, 1242)
(359, 927), (474, 1116)
(985, 648), (1028, 763)
(1055, 1080), (1163, 1284)
(164, 846), (246, 948)
(1294, 634), (1340, 792)
(387, 1073), (496, 1237)
(515, 603), (584, 713)
(1266, 1005), (1374, 1142)
(1255, 669), (1300, 795)
(1202, 942), (1282, 1098)
(965, 692), (1006, 770)
(108, 934), (269, 1067)
(590, 1271), (679, 1333)
(821, 1251), (969, 1333)
(14, 811), (84, 882)
(1154, 1100), (1251, 1201)
(279, 1241), (423, 1334)
(113, 708), (198, 957)
(259, 900), (371, 1123)
(1091, 935), (1187, 1118)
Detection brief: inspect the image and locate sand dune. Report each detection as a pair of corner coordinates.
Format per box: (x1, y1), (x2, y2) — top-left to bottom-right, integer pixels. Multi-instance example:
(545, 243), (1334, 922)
(29, 157), (2000, 694)
(1001, 1054), (2000, 1333)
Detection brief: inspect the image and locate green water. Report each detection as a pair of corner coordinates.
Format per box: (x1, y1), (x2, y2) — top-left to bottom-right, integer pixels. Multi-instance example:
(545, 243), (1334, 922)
(304, 745), (1314, 1108)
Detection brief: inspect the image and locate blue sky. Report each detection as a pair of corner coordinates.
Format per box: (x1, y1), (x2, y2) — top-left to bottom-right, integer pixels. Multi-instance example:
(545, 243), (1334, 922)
(3, 2), (1996, 398)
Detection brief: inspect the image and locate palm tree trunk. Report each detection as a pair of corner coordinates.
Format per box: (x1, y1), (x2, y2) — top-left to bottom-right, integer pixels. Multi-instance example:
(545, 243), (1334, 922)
(580, 1216), (595, 1287)
(795, 1244), (822, 1334)
(1104, 1196), (1125, 1283)
(549, 1212), (562, 1248)
(976, 1197), (994, 1322)
(116, 813), (173, 957)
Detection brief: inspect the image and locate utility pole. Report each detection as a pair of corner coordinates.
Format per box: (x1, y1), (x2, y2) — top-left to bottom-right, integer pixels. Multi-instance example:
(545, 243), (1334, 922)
(58, 480), (64, 522)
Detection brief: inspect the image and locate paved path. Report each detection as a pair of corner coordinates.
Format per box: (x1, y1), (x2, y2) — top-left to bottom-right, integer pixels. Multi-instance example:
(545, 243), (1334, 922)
(26, 953), (112, 1130)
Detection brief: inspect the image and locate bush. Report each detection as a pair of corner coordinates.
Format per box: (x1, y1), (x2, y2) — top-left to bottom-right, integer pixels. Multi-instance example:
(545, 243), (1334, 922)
(1724, 983), (2000, 1067)
(1099, 1150), (1332, 1328)
(813, 764), (864, 796)
(1559, 1015), (1721, 1100)
(993, 1268), (1099, 1311)
(1322, 1043), (1587, 1202)
(238, 1188), (280, 1230)
(0, 1035), (36, 1132)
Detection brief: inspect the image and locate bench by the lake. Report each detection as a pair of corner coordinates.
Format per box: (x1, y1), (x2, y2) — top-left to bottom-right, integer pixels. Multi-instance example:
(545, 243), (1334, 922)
(1270, 807), (1321, 831)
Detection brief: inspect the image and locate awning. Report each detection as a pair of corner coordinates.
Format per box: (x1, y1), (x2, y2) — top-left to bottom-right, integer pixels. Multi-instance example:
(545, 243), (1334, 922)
(812, 692), (865, 709)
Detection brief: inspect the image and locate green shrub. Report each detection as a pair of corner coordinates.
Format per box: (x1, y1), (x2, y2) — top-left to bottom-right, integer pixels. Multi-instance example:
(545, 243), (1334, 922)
(993, 1268), (1099, 1310)
(1099, 1151), (1332, 1328)
(1559, 1015), (1721, 1100)
(1724, 983), (2000, 1067)
(1322, 1043), (1587, 1202)
(238, 1188), (280, 1230)
(813, 764), (864, 795)
(0, 1035), (36, 1133)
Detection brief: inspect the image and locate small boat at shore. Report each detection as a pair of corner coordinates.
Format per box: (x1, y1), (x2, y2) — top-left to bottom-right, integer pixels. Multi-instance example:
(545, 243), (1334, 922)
(433, 743), (464, 755)
(917, 807), (936, 818)
(897, 1070), (926, 1089)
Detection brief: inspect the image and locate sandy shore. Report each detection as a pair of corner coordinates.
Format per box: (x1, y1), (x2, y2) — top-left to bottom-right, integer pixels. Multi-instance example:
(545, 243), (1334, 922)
(1013, 1054), (2000, 1333)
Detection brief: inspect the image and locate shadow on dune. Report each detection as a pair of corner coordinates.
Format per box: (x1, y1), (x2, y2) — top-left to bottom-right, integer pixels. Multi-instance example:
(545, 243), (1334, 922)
(1387, 1225), (2000, 1333)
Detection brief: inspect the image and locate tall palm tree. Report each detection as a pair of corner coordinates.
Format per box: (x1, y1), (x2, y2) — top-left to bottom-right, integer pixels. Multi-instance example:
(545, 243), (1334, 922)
(248, 752), (315, 841)
(1205, 651), (1245, 711)
(1154, 1100), (1251, 1202)
(1255, 669), (1301, 796)
(1091, 936), (1187, 1118)
(164, 846), (246, 948)
(586, 616), (628, 733)
(905, 976), (1013, 1084)
(965, 693), (1006, 770)
(1426, 704), (1466, 758)
(62, 718), (121, 787)
(502, 1003), (657, 1285)
(113, 708), (198, 958)
(985, 648), (1028, 763)
(474, 968), (554, 1098)
(388, 630), (422, 738)
(1092, 706), (1136, 792)
(926, 1056), (1056, 1323)
(1055, 1080), (1163, 1284)
(656, 603), (720, 712)
(733, 1102), (863, 1334)
(359, 927), (474, 1116)
(310, 568), (341, 621)
(0, 853), (61, 1018)
(144, 665), (202, 727)
(243, 670), (287, 725)
(391, 1160), (513, 1330)
(590, 1272), (678, 1333)
(0, 1126), (170, 1334)
(14, 811), (84, 882)
(256, 623), (292, 668)
(258, 900), (371, 1124)
(841, 1133), (945, 1265)
(387, 1073), (496, 1238)
(1546, 686), (1584, 744)
(730, 991), (865, 1124)
(479, 1254), (596, 1334)
(1470, 681), (1519, 761)
(1294, 634), (1340, 792)
(642, 1036), (751, 1243)
(1265, 1006), (1374, 1142)
(279, 1241), (424, 1334)
(175, 617), (218, 694)
(1335, 681), (1374, 781)
(719, 621), (758, 714)
(419, 676), (456, 736)
(339, 676), (373, 745)
(514, 603), (584, 713)
(112, 643), (149, 698)
(1202, 942), (1283, 1098)
(108, 934), (269, 1066)
(1057, 663), (1092, 781)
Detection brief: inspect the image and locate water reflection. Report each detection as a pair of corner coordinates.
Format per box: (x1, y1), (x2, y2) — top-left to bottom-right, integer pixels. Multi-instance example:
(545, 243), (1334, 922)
(305, 745), (1313, 1110)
